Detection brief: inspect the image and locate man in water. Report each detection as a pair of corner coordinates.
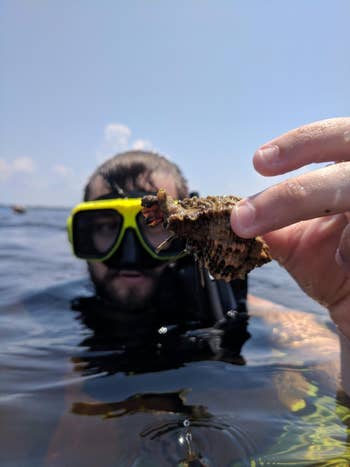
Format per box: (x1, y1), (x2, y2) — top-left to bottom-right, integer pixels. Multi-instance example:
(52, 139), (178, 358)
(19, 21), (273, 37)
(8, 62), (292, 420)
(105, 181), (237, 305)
(83, 151), (187, 310)
(68, 149), (248, 356)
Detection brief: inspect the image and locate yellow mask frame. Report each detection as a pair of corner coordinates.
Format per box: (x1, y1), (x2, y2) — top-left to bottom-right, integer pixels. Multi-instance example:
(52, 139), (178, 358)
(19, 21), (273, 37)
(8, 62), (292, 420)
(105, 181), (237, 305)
(67, 197), (186, 262)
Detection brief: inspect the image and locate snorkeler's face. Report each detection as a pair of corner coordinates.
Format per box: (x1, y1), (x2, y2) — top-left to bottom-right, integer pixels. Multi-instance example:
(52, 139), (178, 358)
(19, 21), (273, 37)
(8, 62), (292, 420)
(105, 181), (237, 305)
(86, 174), (179, 312)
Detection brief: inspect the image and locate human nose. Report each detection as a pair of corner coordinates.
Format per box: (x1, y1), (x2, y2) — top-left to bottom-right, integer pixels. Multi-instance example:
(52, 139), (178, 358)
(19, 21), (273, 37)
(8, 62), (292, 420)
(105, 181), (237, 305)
(103, 228), (140, 269)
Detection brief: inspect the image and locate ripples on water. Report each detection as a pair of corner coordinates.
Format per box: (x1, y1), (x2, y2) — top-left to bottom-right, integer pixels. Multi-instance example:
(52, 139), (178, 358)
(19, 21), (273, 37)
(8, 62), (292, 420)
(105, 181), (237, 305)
(0, 206), (349, 466)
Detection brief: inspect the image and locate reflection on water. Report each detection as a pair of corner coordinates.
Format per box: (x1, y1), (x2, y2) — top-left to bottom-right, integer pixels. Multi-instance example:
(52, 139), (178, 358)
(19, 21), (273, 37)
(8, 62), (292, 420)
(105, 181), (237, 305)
(1, 282), (349, 466)
(71, 390), (209, 419)
(1, 207), (350, 466)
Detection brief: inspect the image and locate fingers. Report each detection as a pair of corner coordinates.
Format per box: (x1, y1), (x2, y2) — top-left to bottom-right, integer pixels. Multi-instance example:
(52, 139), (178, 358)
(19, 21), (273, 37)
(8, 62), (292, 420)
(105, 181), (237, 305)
(336, 222), (350, 274)
(231, 162), (350, 238)
(253, 117), (350, 176)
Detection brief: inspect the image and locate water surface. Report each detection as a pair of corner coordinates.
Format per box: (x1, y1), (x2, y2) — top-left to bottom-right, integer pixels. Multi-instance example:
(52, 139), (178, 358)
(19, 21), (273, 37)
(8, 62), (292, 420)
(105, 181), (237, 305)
(0, 206), (349, 466)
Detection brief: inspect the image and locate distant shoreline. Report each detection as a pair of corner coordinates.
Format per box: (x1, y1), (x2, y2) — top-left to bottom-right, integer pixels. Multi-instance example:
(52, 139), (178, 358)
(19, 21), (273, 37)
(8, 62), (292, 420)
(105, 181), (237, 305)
(0, 204), (71, 210)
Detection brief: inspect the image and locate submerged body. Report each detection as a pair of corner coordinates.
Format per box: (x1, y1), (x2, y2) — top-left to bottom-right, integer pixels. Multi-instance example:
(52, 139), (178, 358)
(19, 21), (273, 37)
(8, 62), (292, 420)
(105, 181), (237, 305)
(142, 189), (272, 281)
(2, 283), (346, 467)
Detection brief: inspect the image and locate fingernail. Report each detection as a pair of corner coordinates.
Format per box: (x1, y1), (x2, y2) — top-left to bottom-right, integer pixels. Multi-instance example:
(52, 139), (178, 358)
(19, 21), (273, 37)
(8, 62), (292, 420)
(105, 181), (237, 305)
(254, 144), (280, 165)
(231, 200), (256, 237)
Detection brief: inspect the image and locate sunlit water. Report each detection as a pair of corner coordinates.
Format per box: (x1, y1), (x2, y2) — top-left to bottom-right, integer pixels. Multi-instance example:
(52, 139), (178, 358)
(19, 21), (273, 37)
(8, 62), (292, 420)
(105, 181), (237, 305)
(1, 206), (349, 466)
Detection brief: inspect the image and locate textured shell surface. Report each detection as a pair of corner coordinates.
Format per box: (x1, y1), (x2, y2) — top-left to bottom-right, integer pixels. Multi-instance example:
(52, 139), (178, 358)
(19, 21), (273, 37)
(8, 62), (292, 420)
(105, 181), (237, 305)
(165, 195), (241, 241)
(142, 189), (272, 281)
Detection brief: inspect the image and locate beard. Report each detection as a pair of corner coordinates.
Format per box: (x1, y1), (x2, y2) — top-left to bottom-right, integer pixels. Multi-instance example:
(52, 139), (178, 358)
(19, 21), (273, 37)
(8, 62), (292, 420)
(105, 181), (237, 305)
(94, 281), (155, 312)
(90, 266), (164, 314)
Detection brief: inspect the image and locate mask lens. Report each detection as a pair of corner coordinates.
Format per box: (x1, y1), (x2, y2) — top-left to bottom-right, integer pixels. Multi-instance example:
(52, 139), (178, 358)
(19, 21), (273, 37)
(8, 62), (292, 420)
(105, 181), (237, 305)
(136, 212), (185, 258)
(73, 209), (122, 259)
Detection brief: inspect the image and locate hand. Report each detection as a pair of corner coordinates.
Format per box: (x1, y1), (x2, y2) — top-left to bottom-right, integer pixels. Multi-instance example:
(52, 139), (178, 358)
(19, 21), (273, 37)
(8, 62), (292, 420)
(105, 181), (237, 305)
(230, 118), (350, 338)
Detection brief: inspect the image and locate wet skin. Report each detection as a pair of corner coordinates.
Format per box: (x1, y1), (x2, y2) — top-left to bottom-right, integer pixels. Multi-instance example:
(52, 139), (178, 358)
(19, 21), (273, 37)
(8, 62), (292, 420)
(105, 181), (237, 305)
(230, 117), (350, 339)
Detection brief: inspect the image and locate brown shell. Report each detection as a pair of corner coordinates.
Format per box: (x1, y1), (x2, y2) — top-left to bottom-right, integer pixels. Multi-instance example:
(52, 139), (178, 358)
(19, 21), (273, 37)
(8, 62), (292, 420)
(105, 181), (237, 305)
(142, 189), (272, 281)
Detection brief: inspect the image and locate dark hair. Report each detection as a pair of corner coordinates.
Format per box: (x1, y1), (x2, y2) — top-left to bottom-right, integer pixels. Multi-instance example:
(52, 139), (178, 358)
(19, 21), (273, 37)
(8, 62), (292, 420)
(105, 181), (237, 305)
(84, 150), (189, 201)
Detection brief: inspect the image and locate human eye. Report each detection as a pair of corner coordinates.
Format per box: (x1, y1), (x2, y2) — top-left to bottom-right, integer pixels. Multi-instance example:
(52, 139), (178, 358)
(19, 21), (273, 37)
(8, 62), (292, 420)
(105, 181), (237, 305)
(93, 220), (118, 235)
(90, 216), (121, 253)
(138, 215), (170, 248)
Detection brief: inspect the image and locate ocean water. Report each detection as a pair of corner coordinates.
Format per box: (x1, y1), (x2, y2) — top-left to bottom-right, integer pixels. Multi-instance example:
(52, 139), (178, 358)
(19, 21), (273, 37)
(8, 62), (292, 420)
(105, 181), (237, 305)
(0, 206), (349, 466)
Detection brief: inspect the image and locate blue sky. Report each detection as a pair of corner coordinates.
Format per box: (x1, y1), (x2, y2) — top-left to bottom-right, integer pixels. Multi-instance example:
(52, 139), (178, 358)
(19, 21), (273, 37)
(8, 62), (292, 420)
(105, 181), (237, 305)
(1, 0), (349, 207)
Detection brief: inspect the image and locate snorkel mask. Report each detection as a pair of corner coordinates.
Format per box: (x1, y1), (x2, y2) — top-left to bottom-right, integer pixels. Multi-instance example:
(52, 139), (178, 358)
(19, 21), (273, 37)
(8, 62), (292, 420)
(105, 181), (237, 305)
(67, 193), (186, 269)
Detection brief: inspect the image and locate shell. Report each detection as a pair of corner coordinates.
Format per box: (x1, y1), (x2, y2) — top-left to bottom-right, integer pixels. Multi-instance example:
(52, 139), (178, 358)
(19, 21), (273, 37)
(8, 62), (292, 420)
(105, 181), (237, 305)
(142, 189), (272, 281)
